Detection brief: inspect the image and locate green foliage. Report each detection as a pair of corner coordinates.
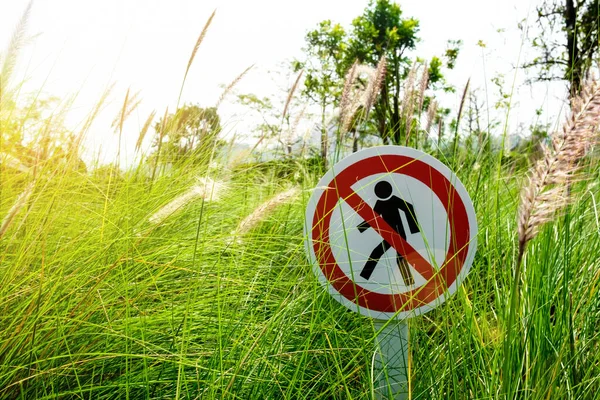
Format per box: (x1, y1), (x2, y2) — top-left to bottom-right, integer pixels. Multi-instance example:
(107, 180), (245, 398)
(347, 0), (418, 65)
(295, 0), (461, 154)
(428, 56), (443, 87)
(151, 104), (221, 165)
(236, 93), (278, 140)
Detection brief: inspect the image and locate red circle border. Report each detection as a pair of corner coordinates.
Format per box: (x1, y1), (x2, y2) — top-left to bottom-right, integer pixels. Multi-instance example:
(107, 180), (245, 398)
(311, 154), (471, 313)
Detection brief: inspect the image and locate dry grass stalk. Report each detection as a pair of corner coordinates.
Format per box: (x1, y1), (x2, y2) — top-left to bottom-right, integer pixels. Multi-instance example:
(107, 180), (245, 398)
(112, 88), (142, 132)
(285, 105), (307, 153)
(149, 177), (225, 225)
(150, 107), (170, 183)
(231, 187), (300, 239)
(282, 70), (304, 121)
(417, 63), (429, 114)
(0, 152), (29, 173)
(0, 0), (32, 92)
(0, 181), (35, 239)
(363, 57), (387, 119)
(339, 61), (359, 131)
(215, 64), (254, 109)
(455, 78), (471, 135)
(75, 83), (115, 153)
(401, 65), (417, 115)
(402, 65), (417, 142)
(135, 110), (157, 152)
(340, 64), (376, 135)
(425, 100), (437, 133)
(518, 79), (600, 257)
(178, 9), (216, 102)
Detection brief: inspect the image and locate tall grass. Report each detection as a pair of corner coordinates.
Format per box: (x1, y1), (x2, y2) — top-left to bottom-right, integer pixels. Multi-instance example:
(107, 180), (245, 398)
(1, 7), (600, 400)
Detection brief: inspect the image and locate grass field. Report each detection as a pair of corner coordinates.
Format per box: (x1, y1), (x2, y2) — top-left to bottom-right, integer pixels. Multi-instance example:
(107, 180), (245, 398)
(2, 6), (600, 398)
(1, 130), (600, 399)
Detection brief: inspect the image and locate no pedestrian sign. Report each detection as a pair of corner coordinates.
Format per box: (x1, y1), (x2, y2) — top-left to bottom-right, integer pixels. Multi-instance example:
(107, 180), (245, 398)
(305, 146), (477, 320)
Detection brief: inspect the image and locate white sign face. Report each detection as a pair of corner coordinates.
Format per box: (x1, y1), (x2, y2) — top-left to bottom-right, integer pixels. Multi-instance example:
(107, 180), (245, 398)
(305, 146), (478, 320)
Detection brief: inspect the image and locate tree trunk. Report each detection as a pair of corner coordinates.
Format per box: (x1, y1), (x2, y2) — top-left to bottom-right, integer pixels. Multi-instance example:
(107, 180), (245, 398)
(565, 0), (580, 98)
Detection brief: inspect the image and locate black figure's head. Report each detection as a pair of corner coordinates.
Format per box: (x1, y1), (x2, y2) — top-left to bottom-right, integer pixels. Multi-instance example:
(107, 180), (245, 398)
(374, 181), (392, 199)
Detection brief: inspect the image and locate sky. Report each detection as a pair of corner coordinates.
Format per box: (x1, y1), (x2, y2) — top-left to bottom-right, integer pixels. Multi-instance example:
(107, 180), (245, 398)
(0, 0), (568, 165)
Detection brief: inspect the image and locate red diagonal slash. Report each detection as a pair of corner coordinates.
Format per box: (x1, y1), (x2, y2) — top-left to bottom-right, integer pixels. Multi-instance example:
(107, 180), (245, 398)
(335, 181), (439, 283)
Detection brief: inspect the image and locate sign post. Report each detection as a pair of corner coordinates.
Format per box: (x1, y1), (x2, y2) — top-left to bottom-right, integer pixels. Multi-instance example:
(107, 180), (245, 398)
(305, 146), (477, 399)
(373, 320), (409, 399)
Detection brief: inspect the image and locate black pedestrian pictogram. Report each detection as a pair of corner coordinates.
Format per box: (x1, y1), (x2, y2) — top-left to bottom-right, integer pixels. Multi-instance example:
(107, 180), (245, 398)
(357, 181), (420, 284)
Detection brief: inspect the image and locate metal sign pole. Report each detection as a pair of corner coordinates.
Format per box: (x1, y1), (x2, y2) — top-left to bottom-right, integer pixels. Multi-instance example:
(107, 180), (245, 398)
(373, 320), (409, 400)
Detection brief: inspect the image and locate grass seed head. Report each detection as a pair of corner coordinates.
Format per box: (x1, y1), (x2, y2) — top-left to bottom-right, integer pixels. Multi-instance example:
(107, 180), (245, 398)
(135, 110), (157, 153)
(230, 187), (300, 242)
(0, 152), (29, 173)
(0, 181), (35, 239)
(148, 177), (226, 225)
(282, 70), (304, 122)
(517, 79), (600, 248)
(216, 64), (254, 109)
(362, 57), (387, 119)
(425, 99), (438, 133)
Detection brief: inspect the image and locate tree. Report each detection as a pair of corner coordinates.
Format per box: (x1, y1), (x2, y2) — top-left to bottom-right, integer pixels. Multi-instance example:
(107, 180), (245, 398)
(527, 0), (599, 97)
(293, 20), (346, 167)
(346, 0), (417, 144)
(151, 104), (221, 165)
(295, 0), (459, 152)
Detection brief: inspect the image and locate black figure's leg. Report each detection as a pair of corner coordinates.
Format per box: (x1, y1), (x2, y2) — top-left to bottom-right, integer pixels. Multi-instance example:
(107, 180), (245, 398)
(396, 254), (414, 285)
(360, 241), (392, 280)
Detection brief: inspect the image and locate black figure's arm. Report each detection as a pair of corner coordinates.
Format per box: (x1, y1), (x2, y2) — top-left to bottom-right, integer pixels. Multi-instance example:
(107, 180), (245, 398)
(357, 220), (370, 233)
(403, 200), (420, 234)
(394, 197), (420, 234)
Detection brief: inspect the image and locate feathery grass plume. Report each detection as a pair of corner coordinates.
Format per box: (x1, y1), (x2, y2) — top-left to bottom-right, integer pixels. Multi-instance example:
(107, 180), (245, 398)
(178, 9), (216, 103)
(454, 78), (470, 138)
(437, 117), (444, 147)
(284, 106), (307, 154)
(339, 61), (359, 131)
(135, 110), (156, 153)
(363, 57), (387, 119)
(231, 187), (300, 241)
(517, 79), (600, 261)
(215, 64), (254, 109)
(402, 65), (417, 142)
(150, 107), (169, 183)
(0, 181), (35, 239)
(111, 88), (142, 133)
(0, 0), (32, 94)
(417, 62), (429, 115)
(291, 105), (307, 136)
(340, 64), (375, 135)
(401, 65), (417, 116)
(0, 152), (29, 173)
(75, 83), (115, 152)
(425, 100), (437, 133)
(504, 79), (600, 394)
(149, 177), (225, 225)
(282, 70), (304, 121)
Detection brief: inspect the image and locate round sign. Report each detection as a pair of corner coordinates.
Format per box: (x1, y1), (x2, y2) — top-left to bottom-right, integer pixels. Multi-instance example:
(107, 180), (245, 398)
(304, 146), (477, 320)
